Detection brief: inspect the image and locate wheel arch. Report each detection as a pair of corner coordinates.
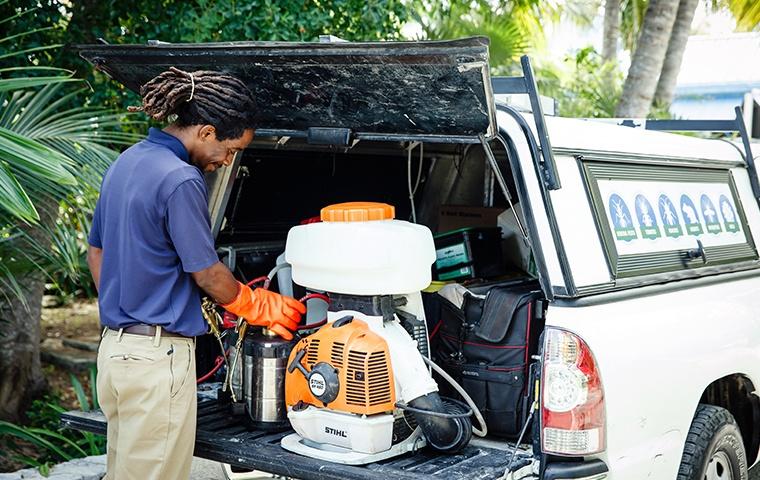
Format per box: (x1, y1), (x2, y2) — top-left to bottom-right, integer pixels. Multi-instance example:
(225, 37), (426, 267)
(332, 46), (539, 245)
(699, 373), (760, 466)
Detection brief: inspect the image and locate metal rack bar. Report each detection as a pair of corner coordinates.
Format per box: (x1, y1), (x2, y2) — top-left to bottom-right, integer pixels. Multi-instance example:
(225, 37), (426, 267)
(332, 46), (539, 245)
(643, 106), (759, 201)
(491, 56), (561, 190)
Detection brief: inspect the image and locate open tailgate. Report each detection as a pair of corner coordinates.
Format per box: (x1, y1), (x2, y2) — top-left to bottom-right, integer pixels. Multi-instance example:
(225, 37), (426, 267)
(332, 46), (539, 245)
(62, 400), (517, 480)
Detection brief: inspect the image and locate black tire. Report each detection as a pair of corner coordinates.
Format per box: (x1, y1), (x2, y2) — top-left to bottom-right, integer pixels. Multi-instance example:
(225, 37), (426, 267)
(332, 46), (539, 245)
(677, 404), (748, 480)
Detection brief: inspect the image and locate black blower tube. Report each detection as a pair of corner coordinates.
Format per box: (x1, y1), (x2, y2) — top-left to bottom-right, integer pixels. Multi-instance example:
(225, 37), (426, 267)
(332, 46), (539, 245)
(409, 392), (472, 453)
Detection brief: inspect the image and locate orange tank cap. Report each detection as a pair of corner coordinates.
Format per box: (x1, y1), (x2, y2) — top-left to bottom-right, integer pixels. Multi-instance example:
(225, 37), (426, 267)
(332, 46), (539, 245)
(320, 202), (395, 222)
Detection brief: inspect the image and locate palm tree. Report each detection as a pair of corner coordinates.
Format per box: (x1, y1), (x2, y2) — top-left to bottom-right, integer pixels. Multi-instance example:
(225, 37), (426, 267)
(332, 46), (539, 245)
(615, 0), (680, 117)
(653, 0), (700, 107)
(0, 20), (139, 421)
(602, 0), (622, 63)
(616, 0), (758, 116)
(654, 0), (760, 108)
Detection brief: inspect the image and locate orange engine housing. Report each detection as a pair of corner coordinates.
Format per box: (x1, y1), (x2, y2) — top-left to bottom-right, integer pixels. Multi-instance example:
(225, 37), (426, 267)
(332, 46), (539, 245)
(285, 318), (396, 416)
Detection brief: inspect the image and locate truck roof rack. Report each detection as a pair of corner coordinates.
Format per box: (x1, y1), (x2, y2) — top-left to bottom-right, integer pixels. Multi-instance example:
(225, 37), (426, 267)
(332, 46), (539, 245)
(491, 56), (561, 190)
(492, 57), (759, 203)
(623, 109), (760, 202)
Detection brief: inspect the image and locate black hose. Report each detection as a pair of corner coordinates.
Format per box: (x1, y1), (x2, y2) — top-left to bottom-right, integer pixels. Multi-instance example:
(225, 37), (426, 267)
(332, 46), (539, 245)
(408, 392), (472, 453)
(395, 397), (473, 419)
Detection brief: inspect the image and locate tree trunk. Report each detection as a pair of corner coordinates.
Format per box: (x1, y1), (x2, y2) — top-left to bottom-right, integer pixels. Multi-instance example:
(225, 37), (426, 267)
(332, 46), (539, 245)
(653, 0), (699, 107)
(615, 0), (680, 118)
(602, 0), (621, 63)
(0, 198), (58, 422)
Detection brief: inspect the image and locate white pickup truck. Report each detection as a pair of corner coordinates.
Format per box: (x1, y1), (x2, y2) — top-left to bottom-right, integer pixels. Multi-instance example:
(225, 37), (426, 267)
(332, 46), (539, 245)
(64, 37), (760, 480)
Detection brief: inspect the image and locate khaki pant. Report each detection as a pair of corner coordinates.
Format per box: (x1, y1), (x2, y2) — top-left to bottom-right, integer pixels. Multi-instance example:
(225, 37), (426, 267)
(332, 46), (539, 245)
(97, 328), (197, 480)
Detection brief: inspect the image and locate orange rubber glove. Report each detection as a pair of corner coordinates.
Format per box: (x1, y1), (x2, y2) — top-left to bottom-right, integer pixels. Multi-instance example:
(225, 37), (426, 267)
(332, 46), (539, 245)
(221, 282), (306, 340)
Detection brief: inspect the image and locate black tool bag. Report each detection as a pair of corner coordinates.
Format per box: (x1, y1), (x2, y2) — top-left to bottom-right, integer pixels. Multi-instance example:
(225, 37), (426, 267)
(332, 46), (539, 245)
(426, 281), (543, 438)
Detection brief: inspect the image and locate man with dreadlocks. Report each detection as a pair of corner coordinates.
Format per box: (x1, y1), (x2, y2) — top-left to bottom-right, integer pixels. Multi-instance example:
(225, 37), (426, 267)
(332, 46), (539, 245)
(86, 67), (305, 479)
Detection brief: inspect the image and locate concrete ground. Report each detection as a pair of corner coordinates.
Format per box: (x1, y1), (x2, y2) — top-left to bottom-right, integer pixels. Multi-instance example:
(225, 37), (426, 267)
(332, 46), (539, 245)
(190, 457), (276, 480)
(189, 456), (760, 480)
(190, 458), (225, 480)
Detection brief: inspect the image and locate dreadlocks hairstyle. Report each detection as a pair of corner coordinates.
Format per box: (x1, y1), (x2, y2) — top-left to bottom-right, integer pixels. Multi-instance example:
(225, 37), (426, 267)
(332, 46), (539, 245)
(128, 67), (256, 141)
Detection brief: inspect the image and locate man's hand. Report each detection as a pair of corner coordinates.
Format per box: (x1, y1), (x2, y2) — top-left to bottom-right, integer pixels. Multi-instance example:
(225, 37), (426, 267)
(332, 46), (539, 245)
(191, 262), (305, 339)
(221, 282), (305, 340)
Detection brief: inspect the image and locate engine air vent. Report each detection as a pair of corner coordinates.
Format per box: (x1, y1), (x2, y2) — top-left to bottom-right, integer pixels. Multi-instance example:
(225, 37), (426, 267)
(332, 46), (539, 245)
(331, 342), (345, 369)
(306, 339), (320, 367)
(345, 349), (392, 407)
(346, 350), (368, 406)
(367, 351), (392, 406)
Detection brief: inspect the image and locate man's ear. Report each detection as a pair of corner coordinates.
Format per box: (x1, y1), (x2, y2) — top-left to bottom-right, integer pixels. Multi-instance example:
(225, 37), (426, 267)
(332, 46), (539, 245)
(198, 125), (216, 141)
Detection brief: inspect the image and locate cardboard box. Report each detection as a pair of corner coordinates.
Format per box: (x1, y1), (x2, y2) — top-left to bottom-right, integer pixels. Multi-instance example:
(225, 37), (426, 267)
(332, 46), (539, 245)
(438, 205), (504, 233)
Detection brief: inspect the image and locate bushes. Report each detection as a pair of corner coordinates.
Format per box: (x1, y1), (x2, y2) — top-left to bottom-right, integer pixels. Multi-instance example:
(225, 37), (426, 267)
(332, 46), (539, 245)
(0, 366), (104, 473)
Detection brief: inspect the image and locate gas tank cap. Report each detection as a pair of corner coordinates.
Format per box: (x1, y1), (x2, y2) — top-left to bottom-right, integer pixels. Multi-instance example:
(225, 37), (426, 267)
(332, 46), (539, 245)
(320, 202), (395, 222)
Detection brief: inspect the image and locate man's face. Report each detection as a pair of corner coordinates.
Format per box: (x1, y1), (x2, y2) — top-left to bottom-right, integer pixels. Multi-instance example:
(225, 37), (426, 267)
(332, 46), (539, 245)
(192, 126), (254, 173)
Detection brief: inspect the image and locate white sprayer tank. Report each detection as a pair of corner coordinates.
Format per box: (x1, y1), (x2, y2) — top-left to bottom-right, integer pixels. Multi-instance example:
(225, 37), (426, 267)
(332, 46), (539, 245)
(285, 202), (435, 295)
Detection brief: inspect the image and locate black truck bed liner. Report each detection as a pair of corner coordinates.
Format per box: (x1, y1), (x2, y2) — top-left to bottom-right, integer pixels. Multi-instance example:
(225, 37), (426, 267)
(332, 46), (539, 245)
(62, 400), (519, 480)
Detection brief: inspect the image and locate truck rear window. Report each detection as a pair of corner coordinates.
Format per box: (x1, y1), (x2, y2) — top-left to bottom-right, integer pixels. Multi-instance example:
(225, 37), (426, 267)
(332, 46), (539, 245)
(582, 161), (757, 278)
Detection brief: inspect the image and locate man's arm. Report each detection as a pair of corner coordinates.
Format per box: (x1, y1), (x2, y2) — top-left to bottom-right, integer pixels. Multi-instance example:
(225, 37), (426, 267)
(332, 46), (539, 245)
(87, 245), (103, 293)
(191, 261), (240, 305)
(166, 178), (303, 337)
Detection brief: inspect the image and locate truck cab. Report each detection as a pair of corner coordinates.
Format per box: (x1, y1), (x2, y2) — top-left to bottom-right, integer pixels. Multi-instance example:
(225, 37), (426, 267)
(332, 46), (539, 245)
(64, 37), (760, 480)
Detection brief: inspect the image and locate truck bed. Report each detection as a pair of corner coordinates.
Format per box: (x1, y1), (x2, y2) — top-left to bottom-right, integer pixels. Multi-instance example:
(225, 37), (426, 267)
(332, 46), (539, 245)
(61, 399), (527, 480)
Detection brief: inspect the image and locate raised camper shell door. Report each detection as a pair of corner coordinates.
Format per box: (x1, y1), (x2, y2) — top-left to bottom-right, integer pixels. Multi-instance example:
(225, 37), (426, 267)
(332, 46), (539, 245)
(75, 37), (496, 143)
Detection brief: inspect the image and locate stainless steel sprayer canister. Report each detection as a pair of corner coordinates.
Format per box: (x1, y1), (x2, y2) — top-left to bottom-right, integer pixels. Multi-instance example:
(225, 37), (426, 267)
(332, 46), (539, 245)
(242, 330), (294, 431)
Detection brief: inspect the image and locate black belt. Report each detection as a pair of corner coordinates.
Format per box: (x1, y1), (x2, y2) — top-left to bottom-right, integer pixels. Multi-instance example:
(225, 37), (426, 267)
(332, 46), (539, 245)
(110, 325), (187, 338)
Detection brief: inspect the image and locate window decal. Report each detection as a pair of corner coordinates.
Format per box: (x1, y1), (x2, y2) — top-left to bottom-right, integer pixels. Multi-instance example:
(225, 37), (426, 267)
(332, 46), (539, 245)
(597, 180), (747, 256)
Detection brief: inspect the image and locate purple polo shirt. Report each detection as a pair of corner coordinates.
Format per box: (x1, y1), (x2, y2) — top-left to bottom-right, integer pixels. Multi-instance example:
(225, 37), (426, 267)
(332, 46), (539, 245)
(88, 128), (218, 337)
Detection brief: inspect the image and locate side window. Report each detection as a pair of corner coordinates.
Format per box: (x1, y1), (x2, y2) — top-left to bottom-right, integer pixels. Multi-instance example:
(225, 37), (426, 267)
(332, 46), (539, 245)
(582, 161), (757, 278)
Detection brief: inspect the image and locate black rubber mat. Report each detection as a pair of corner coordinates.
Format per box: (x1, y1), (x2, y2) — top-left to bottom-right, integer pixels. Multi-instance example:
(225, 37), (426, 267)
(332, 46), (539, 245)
(62, 400), (517, 480)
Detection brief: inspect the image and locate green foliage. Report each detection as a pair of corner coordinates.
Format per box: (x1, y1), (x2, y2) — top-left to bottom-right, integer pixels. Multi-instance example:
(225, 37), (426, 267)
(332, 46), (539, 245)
(0, 0), (409, 111)
(537, 47), (624, 118)
(0, 367), (105, 470)
(0, 4), (143, 305)
(412, 0), (599, 70)
(1, 1), (409, 304)
(44, 193), (100, 303)
(0, 1), (68, 71)
(620, 0), (648, 52)
(411, 0), (531, 65)
(712, 0), (760, 31)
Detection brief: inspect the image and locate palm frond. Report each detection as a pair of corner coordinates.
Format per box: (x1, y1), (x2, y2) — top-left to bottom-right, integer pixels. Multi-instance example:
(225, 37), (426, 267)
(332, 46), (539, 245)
(0, 73), (139, 309)
(0, 161), (38, 221)
(12, 86), (97, 133)
(0, 66), (73, 75)
(414, 1), (531, 65)
(728, 0), (760, 31)
(0, 126), (77, 185)
(0, 44), (63, 62)
(0, 26), (57, 46)
(0, 6), (38, 28)
(0, 75), (78, 95)
(0, 90), (34, 126)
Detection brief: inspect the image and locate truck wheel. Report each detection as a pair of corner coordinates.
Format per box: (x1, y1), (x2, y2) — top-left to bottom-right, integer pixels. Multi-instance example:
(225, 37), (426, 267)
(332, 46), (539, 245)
(677, 404), (748, 480)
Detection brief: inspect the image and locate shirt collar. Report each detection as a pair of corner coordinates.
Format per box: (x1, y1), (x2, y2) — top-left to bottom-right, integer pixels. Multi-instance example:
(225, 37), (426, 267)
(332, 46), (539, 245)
(146, 127), (190, 164)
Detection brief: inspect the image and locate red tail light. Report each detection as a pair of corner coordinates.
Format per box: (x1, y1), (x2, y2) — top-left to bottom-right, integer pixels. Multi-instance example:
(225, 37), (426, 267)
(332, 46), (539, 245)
(541, 328), (605, 456)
